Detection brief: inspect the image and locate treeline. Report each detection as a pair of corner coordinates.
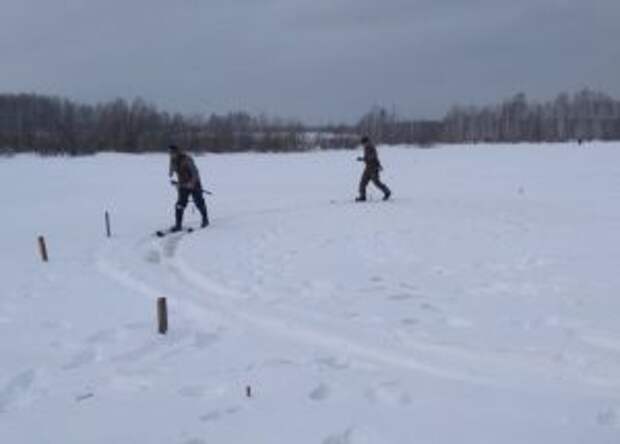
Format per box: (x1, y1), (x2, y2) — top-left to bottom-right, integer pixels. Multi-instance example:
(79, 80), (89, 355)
(1, 89), (619, 155)
(0, 94), (312, 154)
(443, 90), (620, 143)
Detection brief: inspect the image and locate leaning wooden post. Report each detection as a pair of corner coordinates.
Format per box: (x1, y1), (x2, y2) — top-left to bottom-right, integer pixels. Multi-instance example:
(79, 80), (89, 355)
(157, 297), (168, 334)
(38, 236), (48, 262)
(105, 211), (111, 238)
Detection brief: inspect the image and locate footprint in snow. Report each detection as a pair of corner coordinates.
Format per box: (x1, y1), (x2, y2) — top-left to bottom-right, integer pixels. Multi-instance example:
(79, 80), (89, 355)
(193, 331), (220, 349)
(400, 318), (419, 326)
(181, 439), (207, 444)
(365, 381), (412, 406)
(388, 292), (415, 302)
(200, 410), (222, 422)
(323, 428), (354, 444)
(399, 282), (418, 290)
(419, 302), (440, 312)
(199, 406), (241, 423)
(309, 383), (331, 401)
(0, 369), (37, 413)
(597, 407), (618, 427)
(144, 249), (161, 264)
(343, 311), (360, 320)
(323, 426), (384, 444)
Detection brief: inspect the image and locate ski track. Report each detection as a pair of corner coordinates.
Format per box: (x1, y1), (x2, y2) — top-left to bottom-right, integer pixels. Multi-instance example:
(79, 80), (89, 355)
(97, 237), (494, 387)
(94, 226), (620, 397)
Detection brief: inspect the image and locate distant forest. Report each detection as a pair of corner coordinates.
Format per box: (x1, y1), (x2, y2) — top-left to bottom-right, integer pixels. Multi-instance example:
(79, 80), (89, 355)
(1, 89), (619, 155)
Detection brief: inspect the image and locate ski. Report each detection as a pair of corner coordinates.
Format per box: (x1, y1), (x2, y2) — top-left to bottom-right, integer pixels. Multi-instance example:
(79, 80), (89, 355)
(329, 198), (393, 205)
(154, 227), (195, 237)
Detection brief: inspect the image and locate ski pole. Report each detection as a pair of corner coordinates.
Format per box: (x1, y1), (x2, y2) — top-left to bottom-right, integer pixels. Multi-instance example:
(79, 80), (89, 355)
(170, 180), (213, 195)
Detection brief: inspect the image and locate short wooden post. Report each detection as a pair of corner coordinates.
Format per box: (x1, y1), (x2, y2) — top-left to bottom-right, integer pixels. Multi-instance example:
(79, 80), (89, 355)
(105, 211), (111, 238)
(157, 297), (168, 334)
(38, 236), (48, 262)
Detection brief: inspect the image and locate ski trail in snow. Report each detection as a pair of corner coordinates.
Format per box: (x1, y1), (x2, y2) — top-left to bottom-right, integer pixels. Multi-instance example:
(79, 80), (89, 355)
(167, 256), (496, 386)
(96, 257), (162, 299)
(96, 239), (495, 386)
(95, 232), (620, 395)
(169, 256), (620, 393)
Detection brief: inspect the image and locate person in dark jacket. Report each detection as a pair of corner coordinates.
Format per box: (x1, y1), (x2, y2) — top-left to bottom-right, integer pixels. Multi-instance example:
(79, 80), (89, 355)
(168, 145), (209, 230)
(356, 136), (391, 201)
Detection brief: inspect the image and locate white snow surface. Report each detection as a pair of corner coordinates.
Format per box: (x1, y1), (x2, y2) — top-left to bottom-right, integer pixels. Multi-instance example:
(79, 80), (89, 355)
(1, 143), (620, 443)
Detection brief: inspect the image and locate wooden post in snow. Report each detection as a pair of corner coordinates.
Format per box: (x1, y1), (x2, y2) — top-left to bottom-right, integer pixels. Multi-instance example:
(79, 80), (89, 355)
(157, 297), (168, 334)
(38, 236), (48, 262)
(105, 211), (111, 238)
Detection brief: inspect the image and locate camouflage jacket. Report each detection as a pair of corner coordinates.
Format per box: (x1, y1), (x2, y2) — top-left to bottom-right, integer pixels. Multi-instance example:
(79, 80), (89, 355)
(169, 152), (202, 189)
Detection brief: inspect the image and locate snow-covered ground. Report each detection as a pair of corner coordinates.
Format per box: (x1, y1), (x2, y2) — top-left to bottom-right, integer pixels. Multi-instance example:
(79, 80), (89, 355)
(1, 142), (620, 443)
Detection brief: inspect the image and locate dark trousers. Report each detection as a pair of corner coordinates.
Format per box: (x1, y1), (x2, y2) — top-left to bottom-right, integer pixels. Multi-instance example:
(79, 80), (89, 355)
(359, 167), (390, 199)
(175, 187), (208, 227)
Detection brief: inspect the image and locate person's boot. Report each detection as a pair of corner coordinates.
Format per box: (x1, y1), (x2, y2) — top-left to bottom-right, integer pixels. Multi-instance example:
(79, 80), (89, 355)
(355, 195), (366, 202)
(171, 207), (184, 232)
(198, 205), (209, 228)
(383, 189), (391, 201)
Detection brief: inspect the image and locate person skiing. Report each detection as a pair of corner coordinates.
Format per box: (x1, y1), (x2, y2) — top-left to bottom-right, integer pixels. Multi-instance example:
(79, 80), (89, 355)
(356, 136), (391, 201)
(168, 145), (209, 231)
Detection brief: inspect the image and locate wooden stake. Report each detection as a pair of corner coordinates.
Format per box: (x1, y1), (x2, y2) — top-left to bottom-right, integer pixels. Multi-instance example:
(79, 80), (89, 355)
(38, 236), (48, 262)
(246, 385), (252, 398)
(105, 211), (111, 238)
(157, 297), (168, 334)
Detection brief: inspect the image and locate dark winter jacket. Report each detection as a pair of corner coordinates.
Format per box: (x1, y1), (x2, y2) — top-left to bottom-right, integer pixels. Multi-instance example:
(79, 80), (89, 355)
(169, 152), (202, 189)
(361, 143), (382, 170)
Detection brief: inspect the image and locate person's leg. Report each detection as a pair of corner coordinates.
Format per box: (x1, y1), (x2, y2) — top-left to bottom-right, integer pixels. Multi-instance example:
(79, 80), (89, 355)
(174, 188), (190, 230)
(371, 171), (391, 200)
(357, 169), (371, 201)
(192, 189), (209, 227)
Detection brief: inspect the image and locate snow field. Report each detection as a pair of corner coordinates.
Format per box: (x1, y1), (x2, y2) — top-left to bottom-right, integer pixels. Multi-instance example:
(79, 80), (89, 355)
(1, 143), (620, 443)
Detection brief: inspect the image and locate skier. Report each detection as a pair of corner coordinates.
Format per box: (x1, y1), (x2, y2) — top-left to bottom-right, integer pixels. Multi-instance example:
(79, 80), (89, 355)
(356, 136), (391, 201)
(168, 145), (209, 231)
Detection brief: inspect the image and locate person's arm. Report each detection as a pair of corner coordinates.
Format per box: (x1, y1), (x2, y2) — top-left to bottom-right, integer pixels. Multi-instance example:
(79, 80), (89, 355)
(168, 156), (175, 178)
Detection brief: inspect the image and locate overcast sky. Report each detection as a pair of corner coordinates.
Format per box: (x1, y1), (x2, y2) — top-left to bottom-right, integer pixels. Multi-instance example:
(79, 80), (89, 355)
(2, 0), (619, 123)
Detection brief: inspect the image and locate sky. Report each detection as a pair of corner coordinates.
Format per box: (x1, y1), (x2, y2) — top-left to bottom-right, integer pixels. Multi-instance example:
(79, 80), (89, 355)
(1, 0), (619, 123)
